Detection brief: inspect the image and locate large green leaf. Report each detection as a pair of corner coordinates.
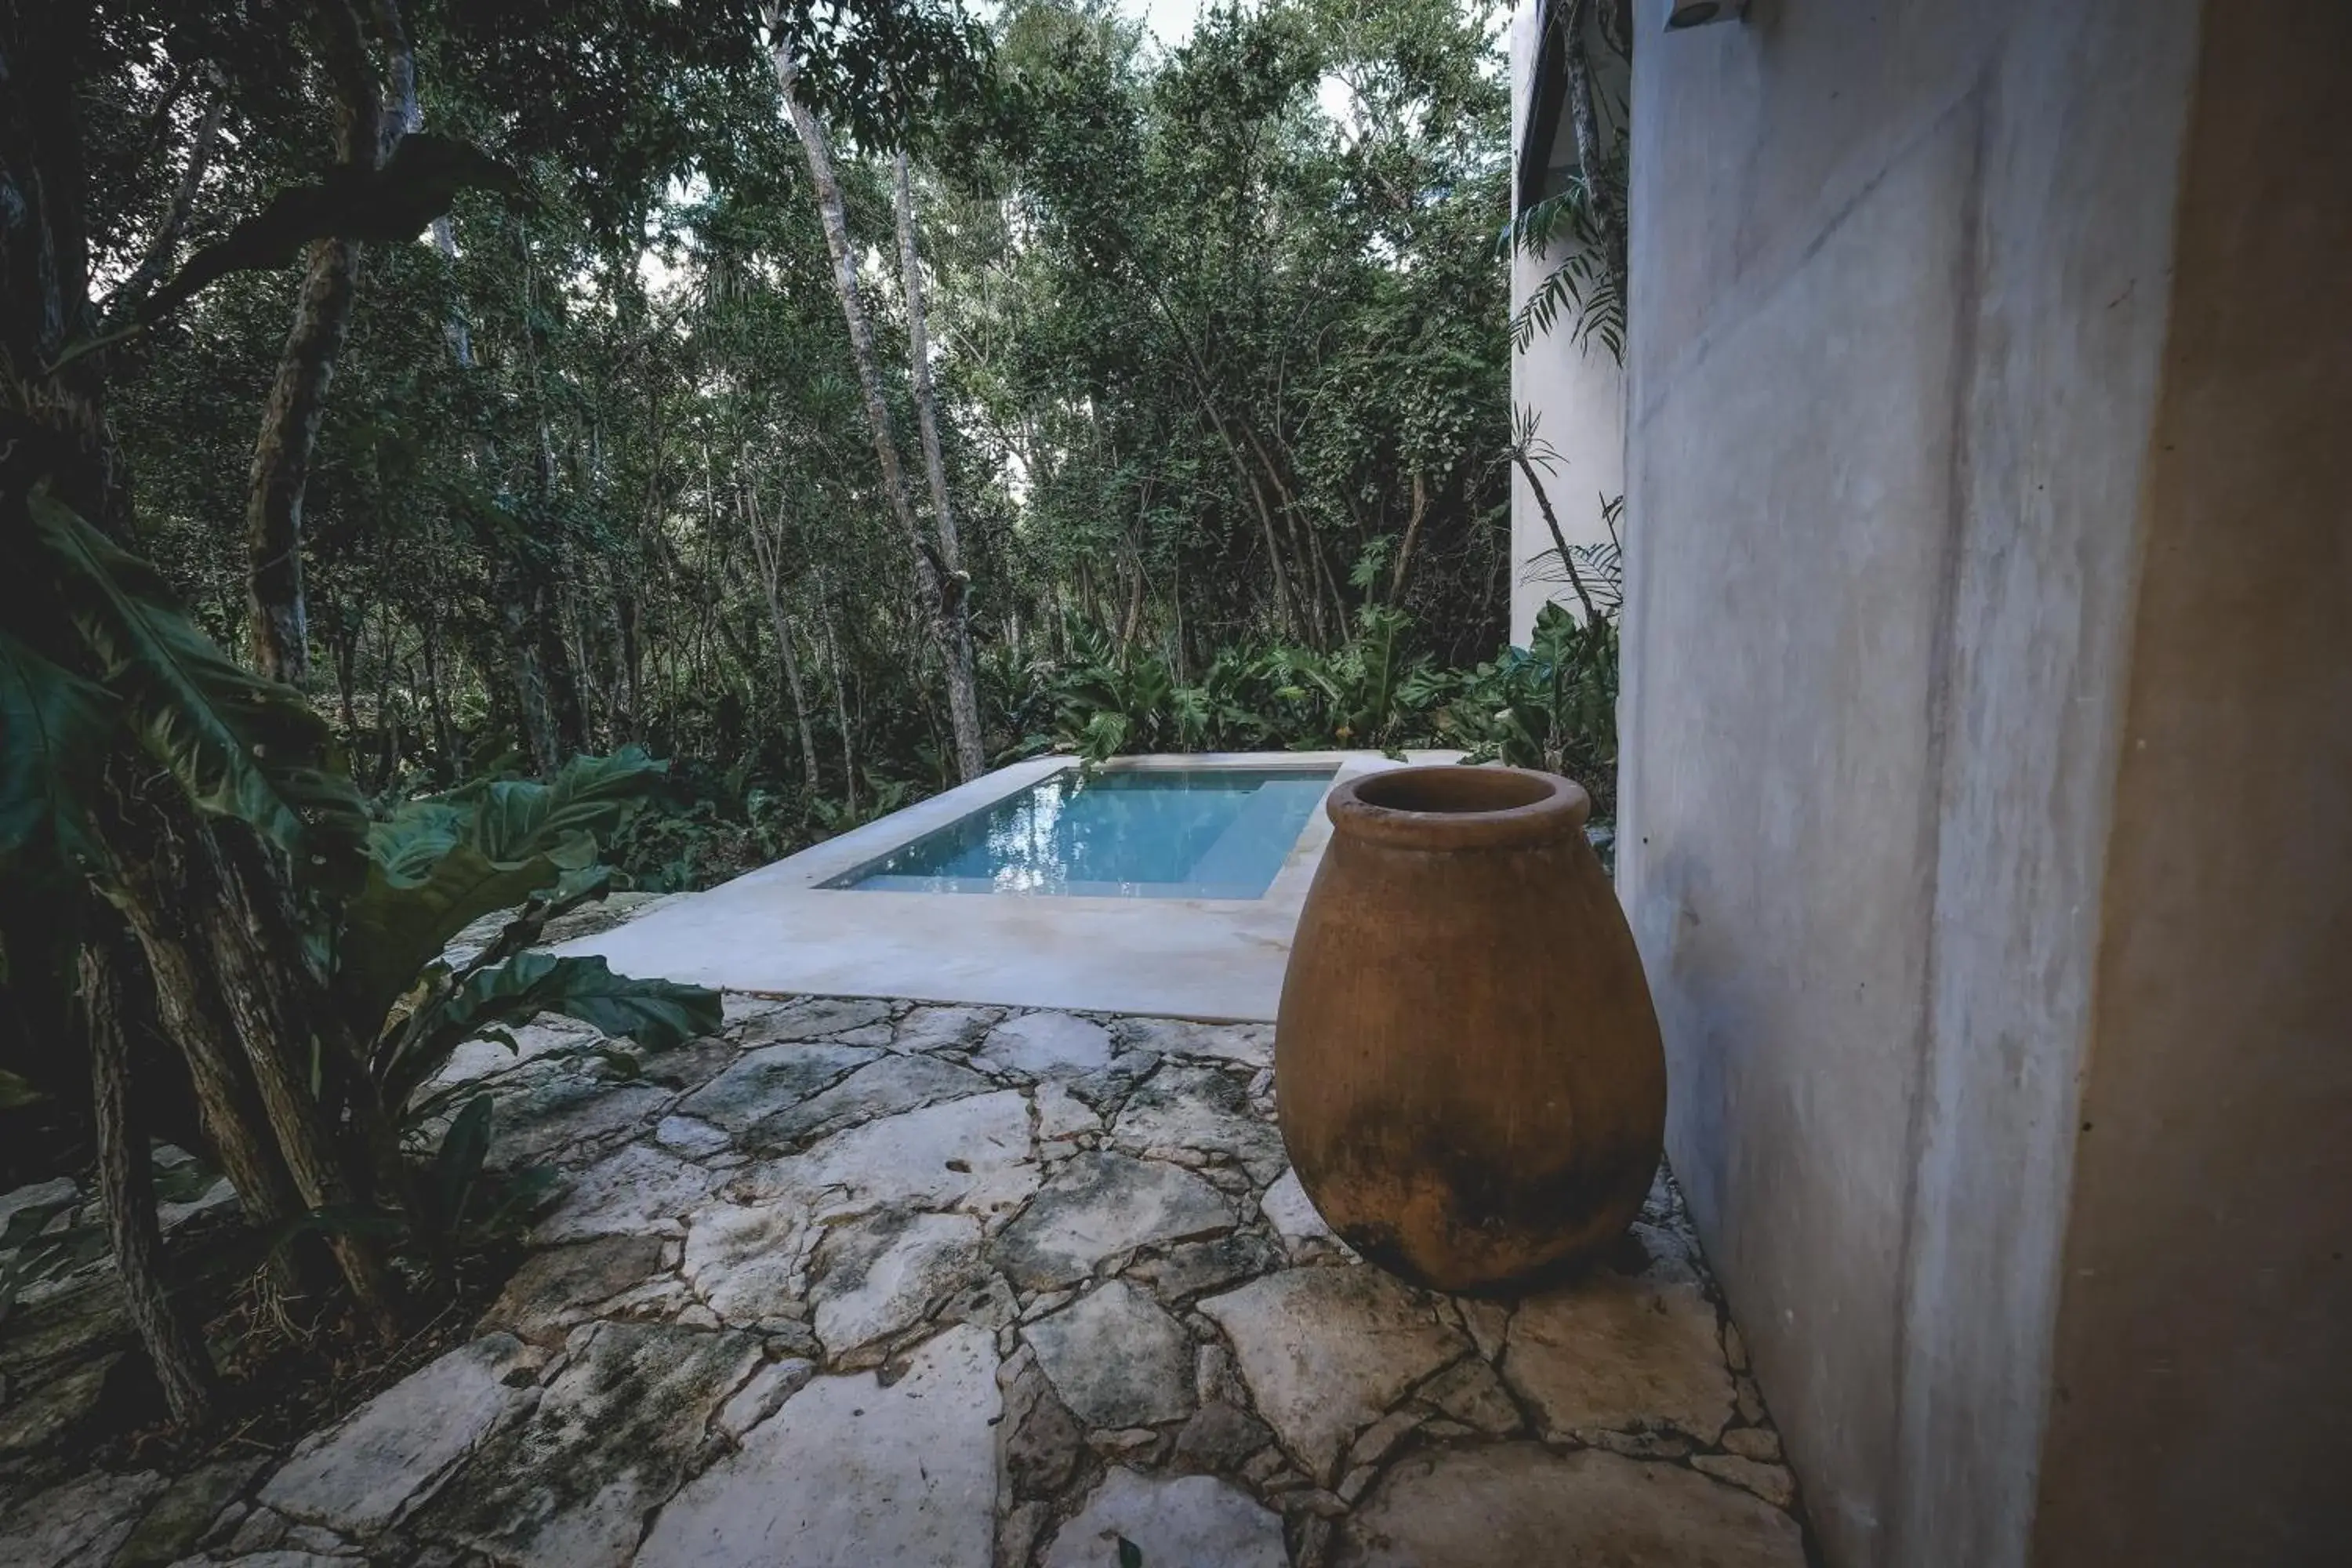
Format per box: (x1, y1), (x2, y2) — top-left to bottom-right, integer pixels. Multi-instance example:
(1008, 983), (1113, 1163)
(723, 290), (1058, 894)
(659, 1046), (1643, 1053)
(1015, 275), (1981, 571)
(367, 800), (470, 881)
(0, 627), (117, 871)
(382, 952), (719, 1112)
(25, 488), (367, 892)
(445, 952), (719, 1051)
(333, 846), (581, 1034)
(331, 750), (670, 1029)
(463, 747), (669, 864)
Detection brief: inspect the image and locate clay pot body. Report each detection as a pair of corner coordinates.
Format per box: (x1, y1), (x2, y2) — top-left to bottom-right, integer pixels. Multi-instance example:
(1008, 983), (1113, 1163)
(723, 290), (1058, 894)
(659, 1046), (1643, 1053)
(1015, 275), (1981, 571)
(1274, 765), (1664, 1294)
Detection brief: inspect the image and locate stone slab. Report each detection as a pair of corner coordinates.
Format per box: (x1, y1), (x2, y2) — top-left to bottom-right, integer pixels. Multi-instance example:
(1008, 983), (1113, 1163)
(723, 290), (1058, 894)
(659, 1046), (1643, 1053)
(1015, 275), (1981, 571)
(1334, 1443), (1806, 1566)
(892, 1005), (1003, 1054)
(991, 1152), (1232, 1290)
(260, 1334), (535, 1534)
(746, 1091), (1036, 1225)
(808, 1210), (985, 1363)
(483, 1235), (667, 1338)
(682, 1200), (809, 1327)
(636, 1323), (1000, 1568)
(1111, 1065), (1286, 1182)
(1199, 1267), (1466, 1480)
(532, 1145), (717, 1244)
(1040, 1468), (1287, 1568)
(1501, 1271), (1733, 1443)
(754, 1054), (995, 1152)
(417, 1322), (760, 1568)
(1022, 1279), (1195, 1429)
(679, 1042), (880, 1136)
(0, 1468), (166, 1568)
(976, 1012), (1115, 1077)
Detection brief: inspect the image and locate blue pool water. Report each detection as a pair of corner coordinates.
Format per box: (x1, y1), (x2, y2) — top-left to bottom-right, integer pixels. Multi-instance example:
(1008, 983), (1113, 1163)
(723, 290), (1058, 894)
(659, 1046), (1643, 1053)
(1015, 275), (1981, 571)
(828, 767), (1337, 898)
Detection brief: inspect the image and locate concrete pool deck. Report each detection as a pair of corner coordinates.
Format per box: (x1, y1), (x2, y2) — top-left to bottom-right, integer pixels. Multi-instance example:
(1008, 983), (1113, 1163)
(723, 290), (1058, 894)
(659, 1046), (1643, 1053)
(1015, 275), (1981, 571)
(558, 752), (1455, 1022)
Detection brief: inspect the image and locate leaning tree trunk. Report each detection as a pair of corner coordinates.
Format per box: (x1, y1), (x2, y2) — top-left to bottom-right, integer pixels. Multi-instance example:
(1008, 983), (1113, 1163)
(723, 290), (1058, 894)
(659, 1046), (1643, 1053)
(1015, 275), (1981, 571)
(109, 787), (405, 1332)
(768, 30), (982, 783)
(892, 151), (985, 781)
(82, 937), (219, 1426)
(243, 0), (393, 684)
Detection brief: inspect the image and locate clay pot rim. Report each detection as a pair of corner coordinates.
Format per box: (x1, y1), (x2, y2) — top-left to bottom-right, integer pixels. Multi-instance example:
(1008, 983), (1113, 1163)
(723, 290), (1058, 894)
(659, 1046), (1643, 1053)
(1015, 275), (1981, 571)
(1327, 764), (1591, 850)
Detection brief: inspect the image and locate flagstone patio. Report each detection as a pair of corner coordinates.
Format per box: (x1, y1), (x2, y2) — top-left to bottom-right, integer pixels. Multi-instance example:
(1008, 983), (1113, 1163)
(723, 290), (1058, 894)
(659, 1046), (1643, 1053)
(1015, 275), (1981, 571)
(1, 993), (1812, 1567)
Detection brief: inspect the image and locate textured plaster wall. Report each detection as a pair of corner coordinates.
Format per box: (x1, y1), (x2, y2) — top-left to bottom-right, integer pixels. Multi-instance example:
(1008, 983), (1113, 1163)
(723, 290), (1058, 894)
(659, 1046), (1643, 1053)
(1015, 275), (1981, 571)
(1608, 0), (2284, 1563)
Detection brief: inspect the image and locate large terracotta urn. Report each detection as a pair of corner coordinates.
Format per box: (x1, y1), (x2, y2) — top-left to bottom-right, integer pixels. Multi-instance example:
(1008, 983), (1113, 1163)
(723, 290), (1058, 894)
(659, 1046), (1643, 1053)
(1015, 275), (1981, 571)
(1274, 765), (1664, 1294)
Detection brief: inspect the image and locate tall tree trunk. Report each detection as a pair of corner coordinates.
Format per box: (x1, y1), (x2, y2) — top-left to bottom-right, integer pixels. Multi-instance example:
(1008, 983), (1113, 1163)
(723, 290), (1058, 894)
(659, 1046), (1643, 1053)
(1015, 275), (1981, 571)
(768, 27), (979, 782)
(243, 0), (390, 684)
(1388, 468), (1429, 605)
(817, 568), (858, 815)
(242, 235), (353, 684)
(1512, 445), (1602, 624)
(82, 937), (218, 1426)
(891, 150), (985, 779)
(200, 826), (402, 1332)
(531, 423), (586, 757)
(611, 593), (641, 742)
(742, 470), (822, 789)
(103, 782), (326, 1301)
(499, 561), (563, 776)
(420, 612), (458, 773)
(102, 74), (226, 325)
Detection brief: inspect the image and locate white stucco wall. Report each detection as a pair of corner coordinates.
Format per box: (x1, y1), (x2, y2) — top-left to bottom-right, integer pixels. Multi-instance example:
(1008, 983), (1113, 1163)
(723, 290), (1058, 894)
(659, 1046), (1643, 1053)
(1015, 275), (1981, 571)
(1618, 1), (2352, 1563)
(1506, 0), (1625, 646)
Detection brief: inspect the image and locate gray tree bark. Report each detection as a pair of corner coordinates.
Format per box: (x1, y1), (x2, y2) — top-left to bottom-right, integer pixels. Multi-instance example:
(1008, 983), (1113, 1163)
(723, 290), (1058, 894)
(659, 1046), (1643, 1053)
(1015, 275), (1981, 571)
(768, 26), (983, 782)
(103, 75), (226, 324)
(741, 466), (823, 789)
(892, 150), (985, 780)
(817, 567), (858, 815)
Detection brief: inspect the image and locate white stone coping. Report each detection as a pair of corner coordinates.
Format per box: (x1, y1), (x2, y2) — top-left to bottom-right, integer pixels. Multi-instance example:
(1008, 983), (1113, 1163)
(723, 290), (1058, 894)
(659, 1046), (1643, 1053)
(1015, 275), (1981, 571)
(556, 751), (1457, 1022)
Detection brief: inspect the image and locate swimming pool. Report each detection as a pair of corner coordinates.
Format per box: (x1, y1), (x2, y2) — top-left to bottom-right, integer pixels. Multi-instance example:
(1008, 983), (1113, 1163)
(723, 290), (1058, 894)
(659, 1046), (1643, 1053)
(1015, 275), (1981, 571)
(826, 765), (1338, 898)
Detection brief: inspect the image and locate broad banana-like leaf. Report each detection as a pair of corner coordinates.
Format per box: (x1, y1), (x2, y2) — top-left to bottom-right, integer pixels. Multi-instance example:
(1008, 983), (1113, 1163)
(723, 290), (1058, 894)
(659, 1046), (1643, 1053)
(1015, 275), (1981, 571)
(0, 1069), (45, 1110)
(382, 952), (719, 1112)
(333, 846), (595, 1033)
(332, 749), (668, 1025)
(463, 746), (668, 864)
(0, 627), (116, 871)
(27, 488), (367, 893)
(366, 800), (470, 881)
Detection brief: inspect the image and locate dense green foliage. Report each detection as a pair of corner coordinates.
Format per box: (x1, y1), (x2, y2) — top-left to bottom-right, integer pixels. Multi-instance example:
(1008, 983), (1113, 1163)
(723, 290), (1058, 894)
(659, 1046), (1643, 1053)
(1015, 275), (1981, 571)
(110, 0), (1528, 830)
(0, 0), (1621, 1418)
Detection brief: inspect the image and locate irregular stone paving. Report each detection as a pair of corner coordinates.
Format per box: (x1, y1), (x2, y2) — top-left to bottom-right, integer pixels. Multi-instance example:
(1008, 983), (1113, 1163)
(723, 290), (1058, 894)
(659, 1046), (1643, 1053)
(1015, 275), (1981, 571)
(0, 995), (1813, 1567)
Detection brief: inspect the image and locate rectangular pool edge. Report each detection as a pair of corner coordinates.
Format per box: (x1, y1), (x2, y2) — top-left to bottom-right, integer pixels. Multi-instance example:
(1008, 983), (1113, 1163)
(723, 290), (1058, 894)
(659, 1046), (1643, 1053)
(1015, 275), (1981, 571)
(820, 761), (1341, 899)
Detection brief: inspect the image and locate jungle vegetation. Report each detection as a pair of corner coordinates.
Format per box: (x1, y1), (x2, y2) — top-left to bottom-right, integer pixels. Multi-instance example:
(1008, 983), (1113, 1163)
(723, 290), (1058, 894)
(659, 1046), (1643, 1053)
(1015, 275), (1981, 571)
(0, 0), (1621, 1429)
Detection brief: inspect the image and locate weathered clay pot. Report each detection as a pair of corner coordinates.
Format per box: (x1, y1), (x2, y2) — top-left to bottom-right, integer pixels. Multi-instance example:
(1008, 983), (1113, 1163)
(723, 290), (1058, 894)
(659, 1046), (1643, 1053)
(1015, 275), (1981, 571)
(1274, 765), (1664, 1294)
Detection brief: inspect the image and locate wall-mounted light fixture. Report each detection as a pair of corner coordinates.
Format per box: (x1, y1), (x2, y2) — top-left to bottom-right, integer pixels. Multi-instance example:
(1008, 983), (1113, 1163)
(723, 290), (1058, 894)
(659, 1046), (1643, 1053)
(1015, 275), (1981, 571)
(1664, 0), (1748, 28)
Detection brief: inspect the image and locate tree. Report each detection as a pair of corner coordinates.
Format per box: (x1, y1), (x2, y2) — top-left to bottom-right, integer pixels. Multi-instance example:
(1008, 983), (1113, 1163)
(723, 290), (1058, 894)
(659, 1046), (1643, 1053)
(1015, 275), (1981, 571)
(768, 24), (985, 782)
(0, 0), (982, 1426)
(895, 149), (986, 781)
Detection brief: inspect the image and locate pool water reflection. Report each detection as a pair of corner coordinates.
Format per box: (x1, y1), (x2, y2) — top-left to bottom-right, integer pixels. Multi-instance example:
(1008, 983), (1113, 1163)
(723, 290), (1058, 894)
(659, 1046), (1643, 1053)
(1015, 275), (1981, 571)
(826, 767), (1337, 898)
